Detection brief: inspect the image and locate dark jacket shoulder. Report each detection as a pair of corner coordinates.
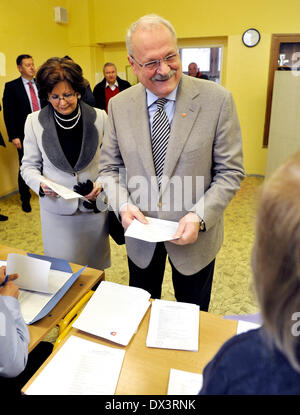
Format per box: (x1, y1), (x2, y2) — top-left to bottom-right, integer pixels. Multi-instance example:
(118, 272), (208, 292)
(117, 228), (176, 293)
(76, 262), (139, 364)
(93, 76), (131, 110)
(200, 328), (300, 395)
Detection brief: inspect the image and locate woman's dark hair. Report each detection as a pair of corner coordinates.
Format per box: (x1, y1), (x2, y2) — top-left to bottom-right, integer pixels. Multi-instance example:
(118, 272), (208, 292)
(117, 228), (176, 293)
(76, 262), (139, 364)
(36, 57), (88, 100)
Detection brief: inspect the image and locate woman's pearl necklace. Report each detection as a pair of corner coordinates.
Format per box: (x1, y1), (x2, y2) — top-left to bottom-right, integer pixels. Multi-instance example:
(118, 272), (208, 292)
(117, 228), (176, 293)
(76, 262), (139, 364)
(54, 106), (81, 130)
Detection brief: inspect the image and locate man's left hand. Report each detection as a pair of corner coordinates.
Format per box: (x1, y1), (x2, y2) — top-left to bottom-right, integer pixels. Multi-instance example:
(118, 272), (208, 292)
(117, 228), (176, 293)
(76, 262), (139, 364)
(170, 212), (200, 245)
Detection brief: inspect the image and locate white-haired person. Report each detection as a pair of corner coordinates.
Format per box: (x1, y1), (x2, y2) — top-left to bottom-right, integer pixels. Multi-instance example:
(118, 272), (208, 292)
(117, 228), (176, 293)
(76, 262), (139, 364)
(199, 152), (300, 394)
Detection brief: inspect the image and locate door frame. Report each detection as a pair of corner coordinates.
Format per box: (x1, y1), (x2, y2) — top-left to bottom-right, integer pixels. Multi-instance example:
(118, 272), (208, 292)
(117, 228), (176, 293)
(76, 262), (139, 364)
(263, 33), (300, 147)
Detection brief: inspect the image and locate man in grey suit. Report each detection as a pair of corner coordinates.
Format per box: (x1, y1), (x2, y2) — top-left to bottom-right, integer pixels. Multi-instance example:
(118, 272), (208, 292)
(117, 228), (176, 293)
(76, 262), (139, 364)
(98, 14), (245, 311)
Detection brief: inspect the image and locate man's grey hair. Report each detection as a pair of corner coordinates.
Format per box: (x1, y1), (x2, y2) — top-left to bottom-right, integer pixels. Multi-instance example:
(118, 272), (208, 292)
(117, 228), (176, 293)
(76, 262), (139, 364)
(126, 14), (177, 56)
(103, 62), (117, 73)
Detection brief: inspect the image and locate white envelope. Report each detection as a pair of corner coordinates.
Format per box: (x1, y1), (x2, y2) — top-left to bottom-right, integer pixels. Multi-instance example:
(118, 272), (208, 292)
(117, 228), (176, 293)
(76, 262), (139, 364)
(125, 216), (179, 242)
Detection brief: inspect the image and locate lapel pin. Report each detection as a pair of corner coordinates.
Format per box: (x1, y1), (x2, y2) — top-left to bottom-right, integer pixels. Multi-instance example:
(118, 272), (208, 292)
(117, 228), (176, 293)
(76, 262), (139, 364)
(181, 113), (187, 118)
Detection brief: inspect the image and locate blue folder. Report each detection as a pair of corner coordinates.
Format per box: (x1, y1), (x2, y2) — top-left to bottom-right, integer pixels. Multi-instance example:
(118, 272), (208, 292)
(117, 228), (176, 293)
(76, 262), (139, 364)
(26, 253), (86, 324)
(27, 253), (73, 273)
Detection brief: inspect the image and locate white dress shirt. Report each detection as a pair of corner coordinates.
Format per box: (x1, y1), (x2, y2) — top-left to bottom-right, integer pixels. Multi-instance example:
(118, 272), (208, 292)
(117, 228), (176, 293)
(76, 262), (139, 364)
(146, 86), (178, 128)
(106, 80), (119, 91)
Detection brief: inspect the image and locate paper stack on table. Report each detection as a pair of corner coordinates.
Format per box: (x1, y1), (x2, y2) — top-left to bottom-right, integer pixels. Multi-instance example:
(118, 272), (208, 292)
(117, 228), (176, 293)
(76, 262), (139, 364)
(146, 299), (200, 351)
(25, 335), (125, 395)
(73, 281), (151, 346)
(167, 368), (203, 395)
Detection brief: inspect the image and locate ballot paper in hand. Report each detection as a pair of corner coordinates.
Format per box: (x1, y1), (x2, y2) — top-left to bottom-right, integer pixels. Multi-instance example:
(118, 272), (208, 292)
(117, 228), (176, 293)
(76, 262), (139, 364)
(73, 281), (151, 346)
(146, 299), (199, 351)
(25, 335), (125, 395)
(125, 216), (179, 242)
(42, 177), (84, 200)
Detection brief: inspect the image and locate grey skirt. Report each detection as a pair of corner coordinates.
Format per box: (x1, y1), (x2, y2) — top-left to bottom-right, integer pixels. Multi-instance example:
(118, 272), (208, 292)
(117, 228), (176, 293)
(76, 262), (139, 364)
(40, 209), (110, 270)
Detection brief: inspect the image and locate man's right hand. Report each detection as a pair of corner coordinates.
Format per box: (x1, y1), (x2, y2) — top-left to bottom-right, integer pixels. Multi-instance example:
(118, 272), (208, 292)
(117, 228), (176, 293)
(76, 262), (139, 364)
(120, 203), (148, 230)
(12, 138), (22, 149)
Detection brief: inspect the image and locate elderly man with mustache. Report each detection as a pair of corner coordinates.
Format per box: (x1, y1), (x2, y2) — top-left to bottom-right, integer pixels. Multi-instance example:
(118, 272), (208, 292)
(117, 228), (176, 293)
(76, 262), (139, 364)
(98, 14), (245, 310)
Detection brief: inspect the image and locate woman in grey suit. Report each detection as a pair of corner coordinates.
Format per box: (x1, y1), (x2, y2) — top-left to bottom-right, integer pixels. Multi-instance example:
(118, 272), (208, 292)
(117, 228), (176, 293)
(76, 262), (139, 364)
(21, 57), (110, 270)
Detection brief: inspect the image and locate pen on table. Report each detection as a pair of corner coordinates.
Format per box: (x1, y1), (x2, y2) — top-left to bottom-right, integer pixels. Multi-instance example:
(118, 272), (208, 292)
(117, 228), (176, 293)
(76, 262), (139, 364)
(1, 275), (9, 287)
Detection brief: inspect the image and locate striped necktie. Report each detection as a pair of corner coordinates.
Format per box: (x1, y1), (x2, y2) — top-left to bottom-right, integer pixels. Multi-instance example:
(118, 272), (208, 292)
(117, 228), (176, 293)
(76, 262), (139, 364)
(28, 81), (40, 112)
(151, 98), (170, 186)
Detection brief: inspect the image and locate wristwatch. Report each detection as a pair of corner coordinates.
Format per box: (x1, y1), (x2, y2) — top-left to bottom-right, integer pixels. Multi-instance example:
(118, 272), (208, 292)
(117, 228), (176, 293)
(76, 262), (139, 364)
(199, 218), (206, 232)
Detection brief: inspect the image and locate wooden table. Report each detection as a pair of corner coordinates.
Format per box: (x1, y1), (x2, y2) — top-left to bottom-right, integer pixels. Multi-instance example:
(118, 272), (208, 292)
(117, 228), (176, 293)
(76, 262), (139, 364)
(22, 305), (237, 395)
(0, 244), (104, 352)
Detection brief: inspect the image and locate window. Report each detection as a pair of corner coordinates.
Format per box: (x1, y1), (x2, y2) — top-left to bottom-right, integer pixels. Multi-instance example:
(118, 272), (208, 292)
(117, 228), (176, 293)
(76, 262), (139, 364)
(181, 48), (211, 72)
(180, 47), (222, 83)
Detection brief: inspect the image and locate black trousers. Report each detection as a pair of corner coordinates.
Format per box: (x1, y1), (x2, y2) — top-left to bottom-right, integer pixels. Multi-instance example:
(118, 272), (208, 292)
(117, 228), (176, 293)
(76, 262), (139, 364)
(128, 242), (215, 311)
(17, 146), (31, 203)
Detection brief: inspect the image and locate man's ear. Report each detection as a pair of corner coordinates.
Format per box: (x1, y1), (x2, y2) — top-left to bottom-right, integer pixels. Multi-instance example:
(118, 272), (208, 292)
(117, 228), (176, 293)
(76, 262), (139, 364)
(127, 55), (137, 76)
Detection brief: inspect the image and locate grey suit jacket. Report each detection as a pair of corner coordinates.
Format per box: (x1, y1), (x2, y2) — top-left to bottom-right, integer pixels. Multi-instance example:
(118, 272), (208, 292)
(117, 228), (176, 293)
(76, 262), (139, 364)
(21, 101), (107, 215)
(99, 74), (245, 274)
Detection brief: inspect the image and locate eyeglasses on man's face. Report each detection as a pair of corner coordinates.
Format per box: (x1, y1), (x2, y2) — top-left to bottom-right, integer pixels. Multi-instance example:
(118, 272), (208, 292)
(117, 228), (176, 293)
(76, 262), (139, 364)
(48, 92), (76, 102)
(130, 52), (179, 71)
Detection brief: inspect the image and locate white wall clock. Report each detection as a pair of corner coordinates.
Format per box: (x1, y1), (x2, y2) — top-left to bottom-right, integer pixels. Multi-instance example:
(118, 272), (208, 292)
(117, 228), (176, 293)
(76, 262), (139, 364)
(242, 29), (261, 47)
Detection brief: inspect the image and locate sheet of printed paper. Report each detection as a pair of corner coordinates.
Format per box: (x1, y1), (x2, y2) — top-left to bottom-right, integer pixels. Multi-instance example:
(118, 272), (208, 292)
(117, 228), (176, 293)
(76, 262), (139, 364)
(146, 299), (199, 351)
(125, 216), (179, 242)
(73, 281), (151, 345)
(25, 335), (125, 395)
(41, 177), (85, 200)
(167, 368), (203, 395)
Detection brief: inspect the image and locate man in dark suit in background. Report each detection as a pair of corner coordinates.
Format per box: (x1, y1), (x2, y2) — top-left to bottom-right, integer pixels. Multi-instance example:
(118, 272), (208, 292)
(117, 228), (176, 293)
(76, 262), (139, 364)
(3, 54), (44, 212)
(93, 62), (131, 113)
